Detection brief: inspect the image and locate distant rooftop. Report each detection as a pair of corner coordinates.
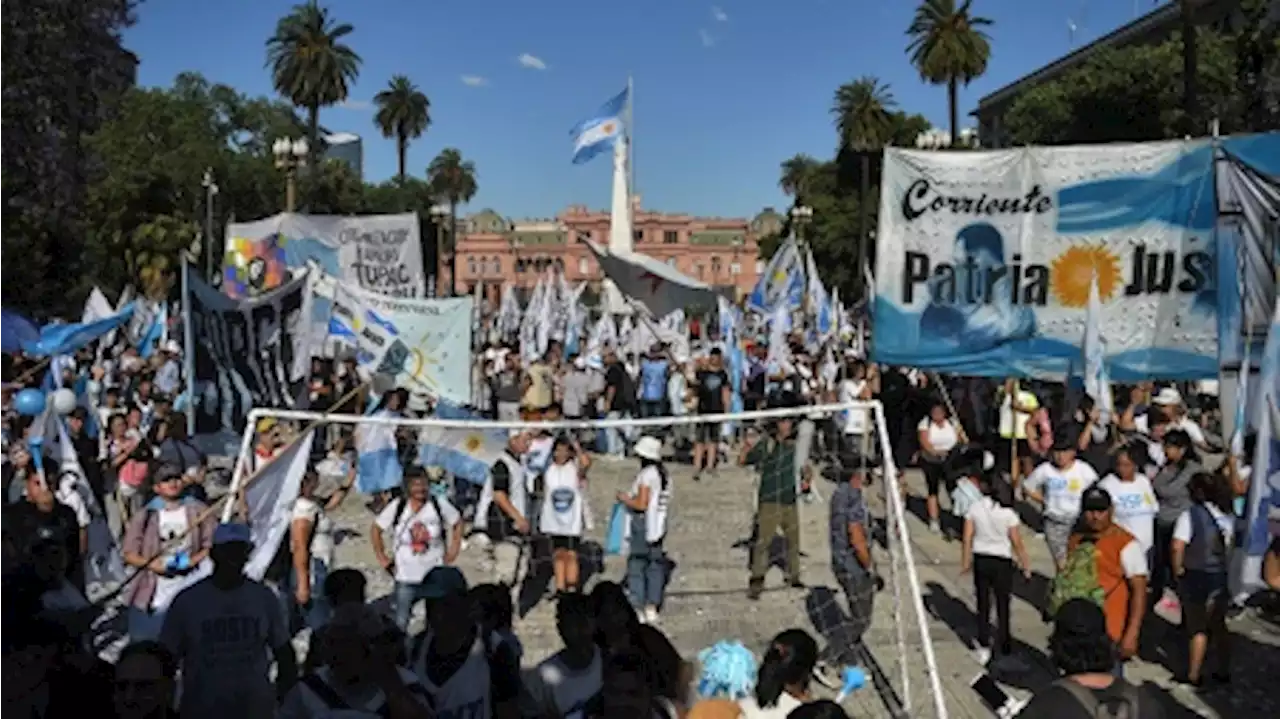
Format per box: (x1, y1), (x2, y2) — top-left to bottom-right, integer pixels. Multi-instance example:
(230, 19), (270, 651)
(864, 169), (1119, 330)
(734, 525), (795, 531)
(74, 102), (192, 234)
(325, 132), (361, 144)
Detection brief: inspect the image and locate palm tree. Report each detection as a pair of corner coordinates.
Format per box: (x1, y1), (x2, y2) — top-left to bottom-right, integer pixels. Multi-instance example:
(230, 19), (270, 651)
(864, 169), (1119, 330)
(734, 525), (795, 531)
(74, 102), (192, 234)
(906, 0), (993, 147)
(779, 154), (820, 202)
(374, 76), (430, 183)
(831, 77), (898, 151)
(426, 148), (478, 296)
(266, 1), (362, 171)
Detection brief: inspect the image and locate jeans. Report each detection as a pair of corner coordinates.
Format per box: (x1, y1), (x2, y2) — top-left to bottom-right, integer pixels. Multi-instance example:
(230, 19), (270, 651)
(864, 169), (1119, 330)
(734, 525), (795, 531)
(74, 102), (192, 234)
(628, 541), (668, 608)
(287, 558), (331, 631)
(1149, 520), (1177, 606)
(605, 411), (631, 456)
(394, 580), (432, 631)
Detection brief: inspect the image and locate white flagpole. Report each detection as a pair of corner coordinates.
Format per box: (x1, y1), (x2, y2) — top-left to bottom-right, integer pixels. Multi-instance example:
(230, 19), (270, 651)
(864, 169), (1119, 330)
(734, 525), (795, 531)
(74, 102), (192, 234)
(626, 75), (635, 207)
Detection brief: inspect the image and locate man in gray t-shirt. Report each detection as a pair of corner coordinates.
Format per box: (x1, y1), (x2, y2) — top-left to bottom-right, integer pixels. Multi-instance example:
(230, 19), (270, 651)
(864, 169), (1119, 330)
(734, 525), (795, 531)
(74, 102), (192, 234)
(160, 523), (296, 719)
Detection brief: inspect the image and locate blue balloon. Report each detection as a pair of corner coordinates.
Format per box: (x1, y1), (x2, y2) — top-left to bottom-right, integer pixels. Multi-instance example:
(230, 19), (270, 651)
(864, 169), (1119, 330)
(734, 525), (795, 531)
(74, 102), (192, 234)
(14, 388), (46, 416)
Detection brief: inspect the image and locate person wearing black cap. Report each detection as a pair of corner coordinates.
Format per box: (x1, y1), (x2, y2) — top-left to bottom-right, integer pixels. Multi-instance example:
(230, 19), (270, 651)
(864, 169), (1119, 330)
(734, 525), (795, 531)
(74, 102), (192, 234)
(1015, 599), (1163, 719)
(1051, 486), (1148, 675)
(1023, 429), (1100, 573)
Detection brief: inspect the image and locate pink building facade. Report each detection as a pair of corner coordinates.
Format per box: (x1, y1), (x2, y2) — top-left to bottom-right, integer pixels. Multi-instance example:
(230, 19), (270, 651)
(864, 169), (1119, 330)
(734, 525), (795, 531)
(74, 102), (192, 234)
(445, 200), (784, 304)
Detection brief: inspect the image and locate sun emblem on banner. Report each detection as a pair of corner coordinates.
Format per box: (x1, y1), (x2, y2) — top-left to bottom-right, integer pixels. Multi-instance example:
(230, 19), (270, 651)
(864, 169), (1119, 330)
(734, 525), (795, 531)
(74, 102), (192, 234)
(1049, 245), (1122, 308)
(223, 232), (289, 298)
(463, 434), (485, 454)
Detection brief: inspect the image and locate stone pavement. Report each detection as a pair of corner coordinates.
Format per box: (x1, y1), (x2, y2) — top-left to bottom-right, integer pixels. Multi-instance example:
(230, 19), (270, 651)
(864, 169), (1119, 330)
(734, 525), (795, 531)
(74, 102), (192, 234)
(324, 457), (1279, 719)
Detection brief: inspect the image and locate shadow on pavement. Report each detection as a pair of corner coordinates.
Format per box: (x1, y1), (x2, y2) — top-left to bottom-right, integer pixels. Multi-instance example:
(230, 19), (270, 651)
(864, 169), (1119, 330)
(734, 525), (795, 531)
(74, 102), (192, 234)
(804, 585), (907, 719)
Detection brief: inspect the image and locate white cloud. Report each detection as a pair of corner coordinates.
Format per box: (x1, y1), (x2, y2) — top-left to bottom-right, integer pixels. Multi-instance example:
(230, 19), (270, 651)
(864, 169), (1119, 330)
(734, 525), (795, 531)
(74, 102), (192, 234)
(336, 99), (371, 111)
(711, 6), (728, 22)
(699, 29), (715, 47)
(460, 75), (488, 87)
(517, 53), (547, 70)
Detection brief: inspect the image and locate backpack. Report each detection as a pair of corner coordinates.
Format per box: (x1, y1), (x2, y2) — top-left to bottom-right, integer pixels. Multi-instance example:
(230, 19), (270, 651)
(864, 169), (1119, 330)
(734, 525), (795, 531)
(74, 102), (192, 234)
(300, 673), (392, 718)
(1054, 678), (1141, 719)
(1049, 538), (1106, 616)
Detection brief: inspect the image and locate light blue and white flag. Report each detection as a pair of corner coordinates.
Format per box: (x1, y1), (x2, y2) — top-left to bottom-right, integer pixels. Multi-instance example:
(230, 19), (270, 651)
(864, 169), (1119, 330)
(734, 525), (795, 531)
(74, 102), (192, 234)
(570, 87), (629, 165)
(418, 401), (505, 486)
(1241, 303), (1280, 592)
(356, 411), (403, 494)
(1082, 275), (1114, 424)
(804, 247), (833, 340)
(747, 237), (804, 315)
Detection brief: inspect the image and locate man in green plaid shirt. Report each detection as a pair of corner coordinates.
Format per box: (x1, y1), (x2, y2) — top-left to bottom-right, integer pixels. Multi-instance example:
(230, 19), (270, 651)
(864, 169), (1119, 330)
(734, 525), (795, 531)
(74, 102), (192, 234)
(739, 417), (810, 600)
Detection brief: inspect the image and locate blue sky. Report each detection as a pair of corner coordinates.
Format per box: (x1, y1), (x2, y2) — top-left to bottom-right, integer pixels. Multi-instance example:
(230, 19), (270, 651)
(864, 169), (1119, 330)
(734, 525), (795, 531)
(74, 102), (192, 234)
(125, 0), (1164, 220)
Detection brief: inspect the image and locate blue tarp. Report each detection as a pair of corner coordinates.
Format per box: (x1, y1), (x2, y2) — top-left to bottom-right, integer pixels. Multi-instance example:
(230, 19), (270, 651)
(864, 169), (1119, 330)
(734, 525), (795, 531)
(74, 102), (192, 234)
(17, 303), (136, 357)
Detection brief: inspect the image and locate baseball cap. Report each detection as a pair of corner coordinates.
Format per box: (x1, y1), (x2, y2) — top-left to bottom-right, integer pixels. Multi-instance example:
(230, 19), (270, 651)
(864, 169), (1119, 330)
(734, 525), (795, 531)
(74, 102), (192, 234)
(152, 462), (183, 484)
(420, 566), (468, 599)
(1152, 387), (1183, 406)
(212, 523), (252, 546)
(1080, 485), (1113, 512)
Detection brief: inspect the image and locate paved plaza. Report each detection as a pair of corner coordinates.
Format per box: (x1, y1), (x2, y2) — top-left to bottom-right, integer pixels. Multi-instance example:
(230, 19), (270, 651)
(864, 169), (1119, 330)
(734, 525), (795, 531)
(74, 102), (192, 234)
(320, 454), (1279, 719)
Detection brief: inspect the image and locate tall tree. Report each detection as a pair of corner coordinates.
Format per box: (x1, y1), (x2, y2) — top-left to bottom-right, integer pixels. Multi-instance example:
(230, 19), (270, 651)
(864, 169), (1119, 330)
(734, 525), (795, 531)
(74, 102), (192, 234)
(373, 75), (430, 183)
(426, 148), (478, 296)
(779, 154), (821, 202)
(266, 1), (361, 174)
(1179, 0), (1199, 134)
(905, 0), (993, 146)
(832, 77), (898, 150)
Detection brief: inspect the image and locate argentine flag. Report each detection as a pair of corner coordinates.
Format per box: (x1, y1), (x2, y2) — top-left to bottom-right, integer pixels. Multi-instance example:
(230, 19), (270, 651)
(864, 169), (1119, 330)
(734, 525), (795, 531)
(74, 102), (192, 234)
(418, 402), (506, 486)
(748, 237), (805, 315)
(570, 87), (629, 165)
(355, 410), (403, 494)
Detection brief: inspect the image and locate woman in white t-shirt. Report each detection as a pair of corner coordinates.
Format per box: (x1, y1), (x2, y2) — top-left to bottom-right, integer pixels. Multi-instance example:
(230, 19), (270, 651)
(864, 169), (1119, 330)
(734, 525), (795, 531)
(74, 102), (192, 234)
(1023, 434), (1100, 571)
(1097, 445), (1159, 559)
(917, 401), (964, 535)
(289, 462), (356, 630)
(540, 435), (592, 596)
(838, 361), (875, 458)
(371, 467), (463, 631)
(738, 629), (817, 719)
(618, 436), (672, 624)
(961, 468), (1031, 667)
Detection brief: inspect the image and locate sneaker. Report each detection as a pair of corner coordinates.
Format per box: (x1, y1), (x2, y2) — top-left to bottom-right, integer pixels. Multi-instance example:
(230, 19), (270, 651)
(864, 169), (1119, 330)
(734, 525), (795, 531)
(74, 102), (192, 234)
(929, 521), (941, 535)
(644, 606), (659, 624)
(747, 583), (763, 601)
(636, 608), (648, 625)
(812, 661), (841, 691)
(973, 647), (992, 666)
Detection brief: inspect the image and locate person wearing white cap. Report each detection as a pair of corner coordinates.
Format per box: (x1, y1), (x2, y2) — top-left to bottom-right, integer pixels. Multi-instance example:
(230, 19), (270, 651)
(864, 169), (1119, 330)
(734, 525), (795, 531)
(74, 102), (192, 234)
(616, 435), (672, 623)
(1132, 386), (1209, 462)
(154, 341), (183, 397)
(159, 523), (298, 719)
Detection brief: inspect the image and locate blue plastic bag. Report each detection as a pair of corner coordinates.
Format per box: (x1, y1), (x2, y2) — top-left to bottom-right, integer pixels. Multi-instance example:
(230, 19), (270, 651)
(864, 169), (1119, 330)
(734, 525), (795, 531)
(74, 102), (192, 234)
(604, 501), (629, 556)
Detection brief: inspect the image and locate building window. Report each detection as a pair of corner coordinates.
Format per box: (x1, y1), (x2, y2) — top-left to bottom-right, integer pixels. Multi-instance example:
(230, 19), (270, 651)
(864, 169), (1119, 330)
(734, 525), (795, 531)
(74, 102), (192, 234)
(711, 256), (722, 275)
(755, 260), (765, 274)
(581, 229), (594, 242)
(695, 264), (705, 279)
(578, 257), (589, 274)
(516, 259), (526, 273)
(468, 257), (477, 275)
(633, 229), (644, 244)
(730, 261), (741, 276)
(664, 230), (678, 244)
(491, 257), (501, 274)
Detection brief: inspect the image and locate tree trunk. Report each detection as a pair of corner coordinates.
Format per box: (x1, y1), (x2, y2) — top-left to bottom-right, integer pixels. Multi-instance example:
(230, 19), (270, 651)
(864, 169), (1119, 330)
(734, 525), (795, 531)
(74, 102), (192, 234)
(948, 77), (959, 148)
(449, 199), (458, 296)
(397, 134), (407, 184)
(1180, 0), (1199, 135)
(307, 104), (320, 174)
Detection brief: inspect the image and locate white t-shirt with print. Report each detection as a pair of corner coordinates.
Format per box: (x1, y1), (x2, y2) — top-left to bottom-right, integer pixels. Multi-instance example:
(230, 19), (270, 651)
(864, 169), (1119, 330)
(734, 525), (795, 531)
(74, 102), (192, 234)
(1024, 459), (1099, 522)
(1173, 502), (1235, 547)
(965, 496), (1020, 559)
(375, 497), (460, 584)
(539, 462), (585, 538)
(917, 417), (959, 454)
(1097, 474), (1160, 552)
(629, 465), (671, 544)
(839, 379), (869, 435)
(292, 496), (335, 567)
(151, 507), (191, 611)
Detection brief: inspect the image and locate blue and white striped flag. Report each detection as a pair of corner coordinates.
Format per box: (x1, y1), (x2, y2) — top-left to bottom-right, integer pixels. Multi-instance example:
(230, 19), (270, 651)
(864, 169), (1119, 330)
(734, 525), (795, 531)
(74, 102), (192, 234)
(1082, 275), (1114, 424)
(804, 247), (833, 340)
(418, 401), (505, 486)
(570, 87), (629, 165)
(747, 237), (804, 315)
(355, 410), (403, 494)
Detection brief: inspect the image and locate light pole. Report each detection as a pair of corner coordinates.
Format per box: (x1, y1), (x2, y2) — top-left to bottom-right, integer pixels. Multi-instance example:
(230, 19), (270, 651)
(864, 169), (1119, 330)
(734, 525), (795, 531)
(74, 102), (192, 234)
(914, 129), (952, 150)
(430, 205), (448, 297)
(272, 137), (309, 212)
(790, 205), (813, 243)
(201, 168), (218, 281)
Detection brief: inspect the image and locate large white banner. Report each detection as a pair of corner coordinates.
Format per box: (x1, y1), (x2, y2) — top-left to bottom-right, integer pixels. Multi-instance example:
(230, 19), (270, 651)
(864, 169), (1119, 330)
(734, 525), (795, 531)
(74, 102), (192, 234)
(327, 279), (473, 406)
(224, 213), (425, 299)
(188, 273), (311, 437)
(872, 140), (1221, 380)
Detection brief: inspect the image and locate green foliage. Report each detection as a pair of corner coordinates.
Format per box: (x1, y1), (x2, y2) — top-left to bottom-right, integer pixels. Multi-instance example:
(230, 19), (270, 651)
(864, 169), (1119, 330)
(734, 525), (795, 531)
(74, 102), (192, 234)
(1003, 29), (1262, 145)
(832, 77), (897, 150)
(906, 0), (993, 143)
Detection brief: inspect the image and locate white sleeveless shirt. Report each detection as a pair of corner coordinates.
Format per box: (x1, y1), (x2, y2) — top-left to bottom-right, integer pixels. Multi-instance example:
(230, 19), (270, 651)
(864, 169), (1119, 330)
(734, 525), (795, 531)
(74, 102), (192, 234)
(539, 461), (584, 538)
(413, 630), (494, 719)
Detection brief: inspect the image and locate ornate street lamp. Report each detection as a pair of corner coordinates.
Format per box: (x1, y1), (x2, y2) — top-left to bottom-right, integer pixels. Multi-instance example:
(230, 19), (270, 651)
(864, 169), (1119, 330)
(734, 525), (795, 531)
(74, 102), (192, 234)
(272, 137), (309, 212)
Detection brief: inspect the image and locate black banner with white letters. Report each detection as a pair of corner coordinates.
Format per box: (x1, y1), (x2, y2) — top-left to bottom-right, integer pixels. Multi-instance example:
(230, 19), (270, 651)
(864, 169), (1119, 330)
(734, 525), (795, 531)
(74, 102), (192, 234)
(188, 272), (310, 437)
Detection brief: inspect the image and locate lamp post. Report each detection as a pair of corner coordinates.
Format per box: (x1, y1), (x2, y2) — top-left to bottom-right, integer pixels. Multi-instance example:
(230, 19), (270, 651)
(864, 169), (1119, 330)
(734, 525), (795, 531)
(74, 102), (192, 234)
(272, 137), (308, 212)
(790, 204), (813, 244)
(201, 168), (218, 280)
(914, 129), (952, 150)
(430, 205), (449, 297)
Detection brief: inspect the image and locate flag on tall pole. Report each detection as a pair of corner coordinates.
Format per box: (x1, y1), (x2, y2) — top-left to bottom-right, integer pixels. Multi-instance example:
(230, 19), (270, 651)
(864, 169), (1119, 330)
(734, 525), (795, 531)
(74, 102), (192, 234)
(570, 87), (630, 165)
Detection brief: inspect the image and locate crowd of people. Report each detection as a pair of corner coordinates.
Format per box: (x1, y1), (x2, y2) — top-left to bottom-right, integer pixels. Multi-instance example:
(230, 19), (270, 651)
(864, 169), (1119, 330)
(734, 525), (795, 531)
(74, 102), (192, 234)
(3, 321), (1280, 719)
